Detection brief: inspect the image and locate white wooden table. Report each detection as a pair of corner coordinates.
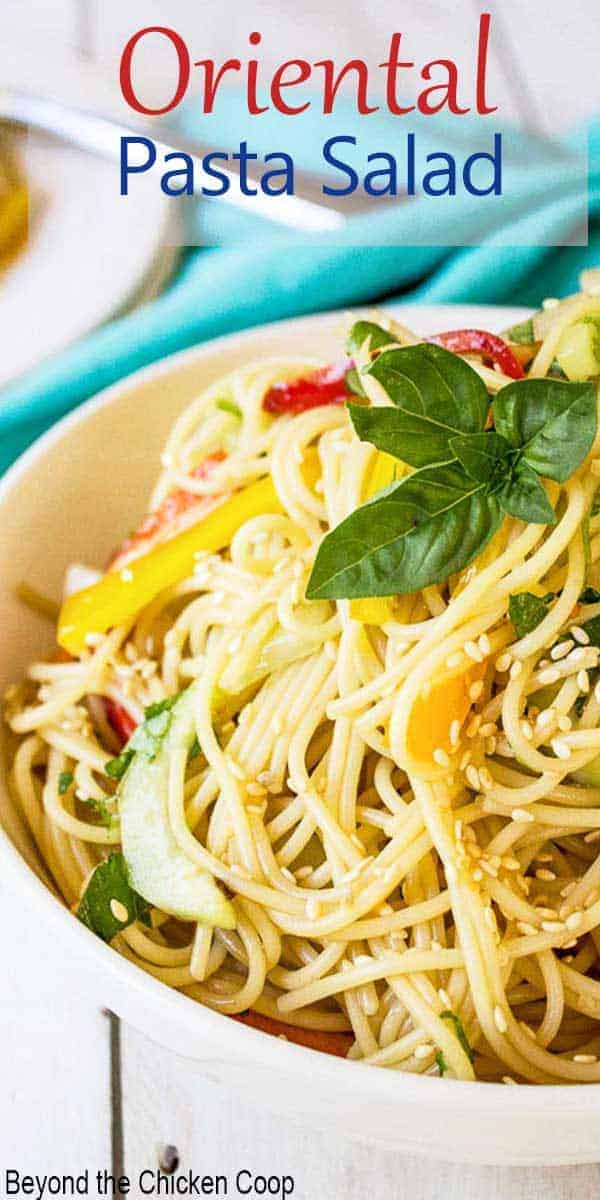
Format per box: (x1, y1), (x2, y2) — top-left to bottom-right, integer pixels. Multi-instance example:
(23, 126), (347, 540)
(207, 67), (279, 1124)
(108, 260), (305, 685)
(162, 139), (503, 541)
(2, 0), (600, 1194)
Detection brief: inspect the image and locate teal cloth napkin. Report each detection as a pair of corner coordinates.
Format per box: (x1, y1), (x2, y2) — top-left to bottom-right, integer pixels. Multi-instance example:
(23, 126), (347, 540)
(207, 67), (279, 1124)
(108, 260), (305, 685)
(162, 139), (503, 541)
(0, 106), (598, 475)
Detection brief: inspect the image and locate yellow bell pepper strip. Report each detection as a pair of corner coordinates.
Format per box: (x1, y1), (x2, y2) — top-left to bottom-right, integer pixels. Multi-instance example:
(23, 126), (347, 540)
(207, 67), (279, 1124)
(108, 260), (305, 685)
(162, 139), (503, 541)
(0, 184), (28, 263)
(350, 451), (405, 624)
(407, 663), (486, 764)
(58, 476), (283, 655)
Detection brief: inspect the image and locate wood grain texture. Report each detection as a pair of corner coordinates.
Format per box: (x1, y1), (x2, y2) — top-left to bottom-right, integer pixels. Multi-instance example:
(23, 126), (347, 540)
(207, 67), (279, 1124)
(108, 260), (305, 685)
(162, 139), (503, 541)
(120, 1023), (600, 1198)
(0, 880), (112, 1171)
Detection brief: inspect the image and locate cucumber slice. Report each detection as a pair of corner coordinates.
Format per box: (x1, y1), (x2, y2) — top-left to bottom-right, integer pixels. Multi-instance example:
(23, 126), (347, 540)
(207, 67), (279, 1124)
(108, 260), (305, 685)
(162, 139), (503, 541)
(120, 684), (236, 929)
(555, 320), (600, 382)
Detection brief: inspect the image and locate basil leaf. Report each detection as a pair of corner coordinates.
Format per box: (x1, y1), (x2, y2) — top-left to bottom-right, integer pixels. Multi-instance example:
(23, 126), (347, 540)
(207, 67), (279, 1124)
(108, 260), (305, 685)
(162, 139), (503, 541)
(497, 462), (557, 525)
(366, 344), (489, 469)
(440, 1010), (475, 1063)
(493, 379), (597, 482)
(77, 852), (150, 942)
(504, 317), (535, 345)
(348, 402), (457, 468)
(345, 366), (367, 399)
(509, 592), (554, 639)
(82, 796), (117, 829)
(346, 320), (398, 357)
(450, 431), (513, 484)
(306, 462), (502, 600)
(58, 771), (74, 796)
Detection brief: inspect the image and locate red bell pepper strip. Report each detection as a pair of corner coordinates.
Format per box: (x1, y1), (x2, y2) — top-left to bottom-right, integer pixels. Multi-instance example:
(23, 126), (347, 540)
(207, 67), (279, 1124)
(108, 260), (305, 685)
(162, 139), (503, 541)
(113, 452), (227, 566)
(263, 361), (352, 415)
(104, 699), (137, 745)
(431, 329), (525, 380)
(232, 1010), (352, 1057)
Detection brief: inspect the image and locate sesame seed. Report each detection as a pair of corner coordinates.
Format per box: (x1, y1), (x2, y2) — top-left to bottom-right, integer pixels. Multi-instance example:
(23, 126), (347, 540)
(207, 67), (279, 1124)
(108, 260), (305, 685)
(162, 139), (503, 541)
(573, 1054), (597, 1064)
(535, 868), (556, 882)
(479, 722), (497, 737)
(571, 626), (590, 645)
(484, 906), (496, 931)
(541, 920), (565, 933)
(536, 707), (555, 729)
(502, 1076), (517, 1085)
(246, 782), (267, 797)
(110, 899), (129, 924)
(466, 715), (482, 738)
(433, 747), (451, 767)
(510, 660), (523, 680)
(552, 737), (571, 760)
(565, 911), (583, 930)
(465, 640), (483, 663)
(557, 715), (572, 732)
(485, 736), (497, 755)
(494, 1006), (508, 1033)
(465, 765), (480, 790)
(512, 808), (535, 823)
(578, 669), (590, 693)
(517, 921), (538, 935)
(495, 653), (512, 673)
(568, 646), (588, 664)
(479, 634), (491, 656)
(550, 640), (573, 661)
(469, 680), (484, 701)
(414, 1043), (434, 1060)
(538, 667), (560, 685)
(449, 719), (461, 746)
(521, 721), (534, 741)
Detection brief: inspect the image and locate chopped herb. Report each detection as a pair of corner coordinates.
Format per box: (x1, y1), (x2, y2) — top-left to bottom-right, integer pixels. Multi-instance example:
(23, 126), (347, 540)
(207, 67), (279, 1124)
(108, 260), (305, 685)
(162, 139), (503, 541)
(583, 615), (600, 648)
(580, 587), (600, 604)
(105, 748), (135, 780)
(77, 853), (150, 942)
(440, 1010), (475, 1063)
(346, 320), (399, 358)
(104, 694), (186, 781)
(216, 398), (242, 418)
(435, 1050), (448, 1077)
(504, 317), (535, 345)
(83, 796), (117, 829)
(189, 736), (202, 761)
(58, 771), (74, 795)
(509, 592), (554, 639)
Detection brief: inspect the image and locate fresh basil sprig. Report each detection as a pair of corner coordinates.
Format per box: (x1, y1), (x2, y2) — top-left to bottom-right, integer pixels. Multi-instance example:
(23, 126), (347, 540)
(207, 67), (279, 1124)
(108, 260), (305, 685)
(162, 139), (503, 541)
(307, 333), (597, 601)
(351, 343), (488, 469)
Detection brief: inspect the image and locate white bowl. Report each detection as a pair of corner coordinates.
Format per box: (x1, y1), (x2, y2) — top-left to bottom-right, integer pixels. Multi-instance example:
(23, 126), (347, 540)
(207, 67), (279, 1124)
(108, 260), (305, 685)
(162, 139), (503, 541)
(3, 303), (598, 1166)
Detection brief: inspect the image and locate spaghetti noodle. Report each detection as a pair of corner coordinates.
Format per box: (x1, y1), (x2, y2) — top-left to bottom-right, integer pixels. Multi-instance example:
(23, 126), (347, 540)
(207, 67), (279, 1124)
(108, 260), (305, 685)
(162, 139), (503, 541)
(5, 278), (600, 1083)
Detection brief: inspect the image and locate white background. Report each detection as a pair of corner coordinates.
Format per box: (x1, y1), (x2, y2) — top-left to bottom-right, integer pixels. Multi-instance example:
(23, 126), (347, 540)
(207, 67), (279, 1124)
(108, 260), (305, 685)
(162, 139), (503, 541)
(1, 1), (599, 1195)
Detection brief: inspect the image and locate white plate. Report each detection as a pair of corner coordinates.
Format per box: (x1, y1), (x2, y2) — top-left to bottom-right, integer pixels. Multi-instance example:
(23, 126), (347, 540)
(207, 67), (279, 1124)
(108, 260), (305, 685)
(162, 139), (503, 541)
(6, 303), (597, 1168)
(0, 41), (176, 387)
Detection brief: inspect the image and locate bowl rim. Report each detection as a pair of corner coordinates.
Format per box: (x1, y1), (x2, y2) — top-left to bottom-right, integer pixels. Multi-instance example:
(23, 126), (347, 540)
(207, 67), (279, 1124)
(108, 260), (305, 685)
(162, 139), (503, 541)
(2, 300), (597, 1110)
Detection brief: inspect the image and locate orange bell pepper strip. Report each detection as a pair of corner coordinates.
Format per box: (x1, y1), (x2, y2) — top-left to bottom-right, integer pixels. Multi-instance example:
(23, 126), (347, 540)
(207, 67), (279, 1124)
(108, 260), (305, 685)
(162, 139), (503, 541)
(406, 663), (486, 763)
(57, 476), (283, 655)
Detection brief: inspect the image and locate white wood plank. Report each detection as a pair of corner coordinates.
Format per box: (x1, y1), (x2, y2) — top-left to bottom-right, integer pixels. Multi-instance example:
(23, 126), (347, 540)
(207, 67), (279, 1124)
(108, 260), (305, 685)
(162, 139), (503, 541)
(0, 878), (112, 1171)
(121, 1023), (600, 1199)
(0, 0), (77, 50)
(486, 0), (599, 133)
